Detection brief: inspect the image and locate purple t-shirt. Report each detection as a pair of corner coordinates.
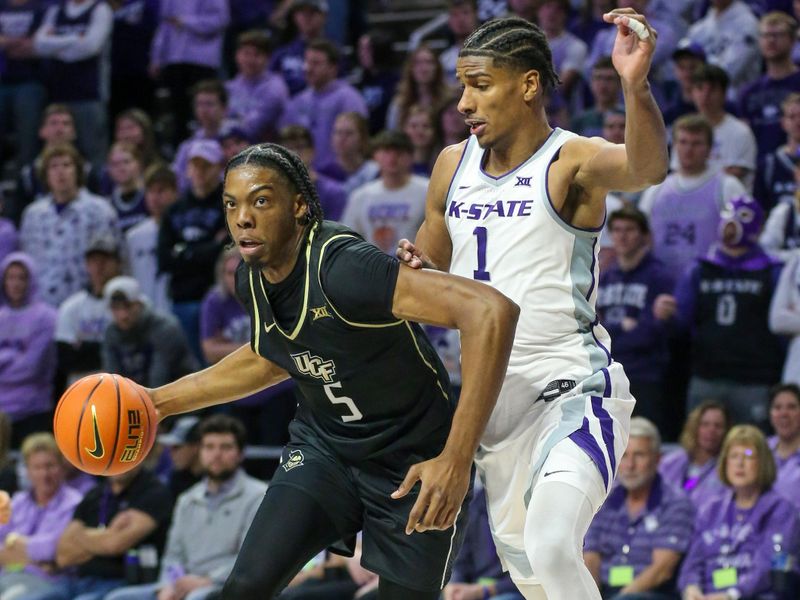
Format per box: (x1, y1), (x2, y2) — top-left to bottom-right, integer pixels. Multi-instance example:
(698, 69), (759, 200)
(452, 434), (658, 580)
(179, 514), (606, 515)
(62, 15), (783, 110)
(226, 70), (289, 141)
(659, 449), (727, 510)
(738, 71), (800, 160)
(585, 475), (695, 585)
(768, 435), (800, 511)
(0, 218), (19, 267)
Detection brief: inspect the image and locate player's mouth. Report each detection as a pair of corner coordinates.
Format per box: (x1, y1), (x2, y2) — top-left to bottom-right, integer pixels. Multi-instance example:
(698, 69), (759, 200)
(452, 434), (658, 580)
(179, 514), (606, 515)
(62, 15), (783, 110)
(466, 119), (486, 136)
(238, 238), (264, 255)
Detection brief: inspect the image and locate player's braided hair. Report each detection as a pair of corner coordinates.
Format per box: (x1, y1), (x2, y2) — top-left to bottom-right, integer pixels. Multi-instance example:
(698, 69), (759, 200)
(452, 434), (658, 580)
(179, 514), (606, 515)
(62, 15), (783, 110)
(225, 143), (324, 227)
(460, 17), (560, 93)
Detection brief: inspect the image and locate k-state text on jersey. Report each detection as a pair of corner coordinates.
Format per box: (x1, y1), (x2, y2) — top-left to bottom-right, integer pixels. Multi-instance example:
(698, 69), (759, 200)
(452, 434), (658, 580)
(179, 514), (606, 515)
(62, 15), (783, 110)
(447, 199), (534, 220)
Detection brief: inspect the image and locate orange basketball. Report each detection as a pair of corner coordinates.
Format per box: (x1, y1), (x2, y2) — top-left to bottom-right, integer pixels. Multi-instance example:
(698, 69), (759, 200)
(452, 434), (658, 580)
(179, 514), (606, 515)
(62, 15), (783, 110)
(54, 373), (158, 476)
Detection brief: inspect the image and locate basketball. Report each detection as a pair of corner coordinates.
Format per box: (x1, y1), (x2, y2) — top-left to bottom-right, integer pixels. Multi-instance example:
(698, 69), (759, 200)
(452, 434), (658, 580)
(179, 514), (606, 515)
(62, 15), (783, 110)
(54, 373), (158, 476)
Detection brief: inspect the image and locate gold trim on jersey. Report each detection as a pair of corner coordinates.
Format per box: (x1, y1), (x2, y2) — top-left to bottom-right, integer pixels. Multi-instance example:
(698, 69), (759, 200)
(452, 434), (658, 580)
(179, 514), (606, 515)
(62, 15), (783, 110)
(403, 322), (449, 402)
(248, 269), (263, 350)
(316, 233), (404, 329)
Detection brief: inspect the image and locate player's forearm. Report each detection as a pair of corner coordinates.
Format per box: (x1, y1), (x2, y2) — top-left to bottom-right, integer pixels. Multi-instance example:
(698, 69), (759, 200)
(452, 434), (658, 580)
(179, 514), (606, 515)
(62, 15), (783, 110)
(621, 80), (668, 187)
(150, 344), (289, 418)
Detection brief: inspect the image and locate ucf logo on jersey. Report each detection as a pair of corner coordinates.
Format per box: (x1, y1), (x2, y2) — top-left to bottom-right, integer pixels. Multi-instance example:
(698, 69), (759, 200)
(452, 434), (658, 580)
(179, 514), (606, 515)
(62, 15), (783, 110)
(291, 351), (337, 383)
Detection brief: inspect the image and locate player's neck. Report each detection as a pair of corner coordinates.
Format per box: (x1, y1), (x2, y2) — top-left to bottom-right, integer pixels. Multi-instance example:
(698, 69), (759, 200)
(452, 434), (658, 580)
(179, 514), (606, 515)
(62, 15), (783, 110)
(483, 121), (552, 176)
(261, 225), (308, 284)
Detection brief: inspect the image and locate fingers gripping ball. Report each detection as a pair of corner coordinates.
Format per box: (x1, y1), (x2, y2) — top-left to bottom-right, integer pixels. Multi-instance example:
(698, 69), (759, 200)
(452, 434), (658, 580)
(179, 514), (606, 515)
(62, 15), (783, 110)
(54, 374), (157, 476)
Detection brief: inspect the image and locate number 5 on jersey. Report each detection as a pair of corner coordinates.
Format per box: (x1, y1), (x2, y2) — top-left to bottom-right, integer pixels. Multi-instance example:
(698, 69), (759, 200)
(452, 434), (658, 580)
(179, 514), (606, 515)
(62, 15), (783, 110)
(324, 382), (363, 422)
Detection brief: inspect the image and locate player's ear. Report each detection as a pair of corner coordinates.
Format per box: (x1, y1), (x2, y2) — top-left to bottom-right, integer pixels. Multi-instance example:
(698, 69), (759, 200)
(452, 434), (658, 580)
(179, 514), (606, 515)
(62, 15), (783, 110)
(293, 192), (309, 222)
(522, 69), (541, 103)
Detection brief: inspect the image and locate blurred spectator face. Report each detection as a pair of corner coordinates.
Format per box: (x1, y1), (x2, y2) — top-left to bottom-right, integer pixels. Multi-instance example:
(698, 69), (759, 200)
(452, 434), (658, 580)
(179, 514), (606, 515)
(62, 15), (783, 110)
(145, 182), (177, 220)
(448, 2), (477, 38)
(236, 44), (268, 79)
(609, 217), (646, 258)
(108, 147), (142, 187)
(3, 263), (29, 308)
(332, 114), (363, 158)
(602, 112), (625, 144)
(200, 432), (242, 482)
(404, 110), (435, 150)
(304, 48), (337, 90)
(673, 56), (703, 92)
(691, 81), (725, 115)
(440, 101), (468, 143)
(39, 112), (76, 145)
(725, 444), (759, 491)
(46, 155), (79, 199)
(696, 407), (727, 457)
(770, 390), (800, 442)
(411, 48), (438, 86)
(537, 1), (567, 34)
(357, 34), (374, 70)
(194, 92), (226, 130)
(86, 252), (121, 295)
(168, 443), (199, 471)
(110, 299), (142, 331)
(223, 254), (238, 296)
(674, 128), (711, 174)
(617, 435), (659, 492)
(27, 450), (64, 501)
(781, 101), (800, 142)
(115, 116), (144, 147)
(590, 67), (620, 106)
(293, 6), (325, 39)
(618, 0), (646, 10)
(508, 0), (537, 19)
(222, 136), (249, 162)
(282, 136), (315, 167)
(759, 21), (794, 61)
(187, 157), (223, 196)
(374, 147), (413, 180)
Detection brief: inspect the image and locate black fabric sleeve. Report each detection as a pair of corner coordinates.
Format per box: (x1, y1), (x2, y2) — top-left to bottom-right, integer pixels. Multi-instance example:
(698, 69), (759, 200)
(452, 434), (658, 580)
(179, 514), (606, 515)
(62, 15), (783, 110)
(320, 237), (400, 324)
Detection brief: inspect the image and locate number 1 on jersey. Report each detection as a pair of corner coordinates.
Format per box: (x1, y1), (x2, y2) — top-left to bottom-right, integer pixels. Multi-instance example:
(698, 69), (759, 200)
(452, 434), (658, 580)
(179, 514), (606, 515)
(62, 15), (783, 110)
(473, 226), (491, 281)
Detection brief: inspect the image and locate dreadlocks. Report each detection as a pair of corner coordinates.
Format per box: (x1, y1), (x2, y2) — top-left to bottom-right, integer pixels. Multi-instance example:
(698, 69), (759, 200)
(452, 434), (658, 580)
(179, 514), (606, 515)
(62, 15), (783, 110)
(460, 17), (560, 93)
(224, 143), (324, 228)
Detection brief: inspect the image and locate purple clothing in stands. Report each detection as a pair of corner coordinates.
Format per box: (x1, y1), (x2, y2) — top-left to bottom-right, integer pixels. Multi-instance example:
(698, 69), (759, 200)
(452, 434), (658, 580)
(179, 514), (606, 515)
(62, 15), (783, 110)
(111, 0), (159, 77)
(678, 488), (800, 597)
(149, 0), (229, 69)
(658, 449), (726, 510)
(315, 173), (347, 222)
(0, 218), (19, 267)
(226, 70), (289, 142)
(269, 37), (307, 95)
(0, 485), (82, 580)
(584, 475), (695, 585)
(768, 435), (800, 511)
(0, 252), (56, 421)
(280, 79), (368, 170)
(738, 71), (800, 160)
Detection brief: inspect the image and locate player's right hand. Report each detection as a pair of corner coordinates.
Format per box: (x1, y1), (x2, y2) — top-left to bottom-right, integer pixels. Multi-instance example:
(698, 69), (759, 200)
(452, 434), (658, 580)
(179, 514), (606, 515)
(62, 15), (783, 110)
(0, 490), (11, 524)
(396, 239), (434, 270)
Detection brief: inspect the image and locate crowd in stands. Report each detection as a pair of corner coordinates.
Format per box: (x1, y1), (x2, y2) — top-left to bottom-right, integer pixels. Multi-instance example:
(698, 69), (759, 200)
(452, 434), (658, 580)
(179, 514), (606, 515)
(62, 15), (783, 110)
(1, 0), (800, 598)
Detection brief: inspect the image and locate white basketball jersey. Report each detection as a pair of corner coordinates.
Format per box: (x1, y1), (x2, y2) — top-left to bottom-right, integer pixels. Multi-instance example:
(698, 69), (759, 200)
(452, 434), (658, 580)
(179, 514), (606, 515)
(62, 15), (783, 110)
(447, 129), (616, 447)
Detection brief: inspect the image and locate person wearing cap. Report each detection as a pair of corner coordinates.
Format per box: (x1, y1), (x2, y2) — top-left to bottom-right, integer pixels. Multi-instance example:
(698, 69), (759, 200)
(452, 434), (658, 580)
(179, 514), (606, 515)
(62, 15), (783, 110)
(158, 416), (203, 499)
(279, 38), (368, 170)
(662, 40), (707, 126)
(739, 12), (800, 162)
(225, 30), (289, 144)
(670, 196), (785, 427)
(342, 130), (428, 255)
(102, 275), (198, 388)
(158, 137), (227, 363)
(596, 208), (676, 427)
(0, 252), (57, 445)
(19, 142), (121, 307)
(269, 0), (331, 95)
(53, 232), (122, 392)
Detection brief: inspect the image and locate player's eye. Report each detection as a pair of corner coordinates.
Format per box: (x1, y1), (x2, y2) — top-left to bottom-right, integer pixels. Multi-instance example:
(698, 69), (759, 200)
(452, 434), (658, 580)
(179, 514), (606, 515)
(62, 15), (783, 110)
(255, 196), (269, 206)
(224, 199), (236, 209)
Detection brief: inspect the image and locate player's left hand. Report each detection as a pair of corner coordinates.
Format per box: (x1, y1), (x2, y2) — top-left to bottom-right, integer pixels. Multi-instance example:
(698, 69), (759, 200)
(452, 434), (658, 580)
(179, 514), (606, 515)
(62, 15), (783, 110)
(603, 9), (656, 86)
(391, 451), (471, 535)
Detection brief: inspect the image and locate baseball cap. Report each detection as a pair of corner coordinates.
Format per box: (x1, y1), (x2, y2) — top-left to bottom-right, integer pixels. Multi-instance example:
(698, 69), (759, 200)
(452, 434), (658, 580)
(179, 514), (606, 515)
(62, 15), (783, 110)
(104, 276), (148, 305)
(672, 39), (706, 61)
(291, 0), (328, 12)
(187, 139), (224, 165)
(158, 416), (201, 446)
(85, 233), (120, 257)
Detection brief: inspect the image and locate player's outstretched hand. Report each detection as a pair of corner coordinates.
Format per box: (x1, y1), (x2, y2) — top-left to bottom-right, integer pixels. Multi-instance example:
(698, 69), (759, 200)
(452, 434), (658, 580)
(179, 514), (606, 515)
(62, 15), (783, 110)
(0, 490), (10, 524)
(396, 239), (436, 270)
(603, 8), (656, 86)
(391, 451), (471, 535)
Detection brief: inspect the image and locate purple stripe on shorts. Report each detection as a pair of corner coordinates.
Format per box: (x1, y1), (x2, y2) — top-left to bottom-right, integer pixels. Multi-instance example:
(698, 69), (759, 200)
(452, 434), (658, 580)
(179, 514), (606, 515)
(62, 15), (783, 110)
(601, 367), (612, 398)
(569, 417), (609, 489)
(591, 317), (612, 366)
(591, 395), (617, 475)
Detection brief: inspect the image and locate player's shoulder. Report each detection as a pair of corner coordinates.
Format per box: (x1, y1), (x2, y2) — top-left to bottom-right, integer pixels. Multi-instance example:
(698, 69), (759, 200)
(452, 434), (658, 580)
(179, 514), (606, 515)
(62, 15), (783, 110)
(427, 140), (471, 203)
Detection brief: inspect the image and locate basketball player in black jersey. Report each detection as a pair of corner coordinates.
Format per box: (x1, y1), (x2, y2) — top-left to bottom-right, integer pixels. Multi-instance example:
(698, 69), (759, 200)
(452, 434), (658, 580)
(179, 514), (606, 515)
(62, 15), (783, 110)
(146, 143), (519, 600)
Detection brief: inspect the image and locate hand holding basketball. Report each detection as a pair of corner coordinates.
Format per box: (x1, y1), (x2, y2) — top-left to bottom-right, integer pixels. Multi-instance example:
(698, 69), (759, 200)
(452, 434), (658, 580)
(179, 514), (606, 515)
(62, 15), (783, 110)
(53, 373), (158, 476)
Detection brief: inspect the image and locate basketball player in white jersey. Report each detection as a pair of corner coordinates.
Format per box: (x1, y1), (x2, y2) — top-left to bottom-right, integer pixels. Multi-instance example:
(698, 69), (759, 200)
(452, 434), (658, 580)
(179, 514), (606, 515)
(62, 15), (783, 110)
(395, 9), (668, 600)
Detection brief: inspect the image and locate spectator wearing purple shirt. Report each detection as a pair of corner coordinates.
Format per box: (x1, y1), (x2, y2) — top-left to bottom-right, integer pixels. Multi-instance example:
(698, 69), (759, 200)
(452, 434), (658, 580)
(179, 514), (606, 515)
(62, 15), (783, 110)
(585, 418), (695, 600)
(270, 0), (329, 95)
(597, 207), (676, 428)
(200, 249), (297, 446)
(755, 94), (800, 215)
(0, 433), (82, 598)
(739, 12), (800, 162)
(149, 0), (230, 144)
(280, 39), (368, 171)
(659, 401), (730, 510)
(678, 425), (800, 600)
(766, 384), (800, 510)
(316, 112), (380, 196)
(225, 30), (289, 144)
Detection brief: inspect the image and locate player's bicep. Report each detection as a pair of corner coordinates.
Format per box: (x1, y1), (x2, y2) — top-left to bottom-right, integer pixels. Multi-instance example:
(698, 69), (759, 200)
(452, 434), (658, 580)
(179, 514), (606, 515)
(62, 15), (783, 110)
(573, 138), (639, 193)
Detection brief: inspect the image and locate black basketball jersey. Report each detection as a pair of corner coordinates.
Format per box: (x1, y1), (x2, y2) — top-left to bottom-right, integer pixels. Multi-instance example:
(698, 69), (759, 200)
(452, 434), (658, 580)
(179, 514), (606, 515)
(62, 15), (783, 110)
(235, 221), (456, 462)
(692, 259), (784, 383)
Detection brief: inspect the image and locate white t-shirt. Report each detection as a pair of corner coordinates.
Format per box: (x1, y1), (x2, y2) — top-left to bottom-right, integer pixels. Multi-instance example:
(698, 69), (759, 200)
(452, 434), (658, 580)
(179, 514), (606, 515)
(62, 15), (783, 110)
(55, 289), (110, 345)
(126, 218), (172, 314)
